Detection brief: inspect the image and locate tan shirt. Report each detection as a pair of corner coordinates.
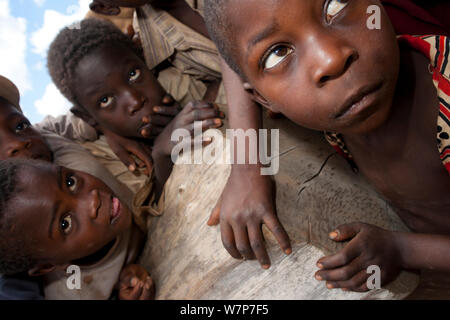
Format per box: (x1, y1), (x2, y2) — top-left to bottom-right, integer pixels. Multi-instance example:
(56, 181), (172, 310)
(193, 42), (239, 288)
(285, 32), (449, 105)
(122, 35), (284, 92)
(135, 3), (227, 106)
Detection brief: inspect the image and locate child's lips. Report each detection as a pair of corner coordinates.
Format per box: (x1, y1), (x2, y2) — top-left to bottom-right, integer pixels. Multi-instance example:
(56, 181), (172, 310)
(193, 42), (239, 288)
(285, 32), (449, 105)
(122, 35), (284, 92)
(334, 82), (383, 120)
(110, 196), (121, 225)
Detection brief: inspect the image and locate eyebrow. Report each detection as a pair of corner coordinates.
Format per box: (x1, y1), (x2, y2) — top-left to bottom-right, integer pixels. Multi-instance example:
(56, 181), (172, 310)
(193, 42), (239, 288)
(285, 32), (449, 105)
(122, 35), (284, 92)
(84, 82), (110, 98)
(246, 21), (280, 60)
(48, 167), (63, 239)
(6, 112), (24, 123)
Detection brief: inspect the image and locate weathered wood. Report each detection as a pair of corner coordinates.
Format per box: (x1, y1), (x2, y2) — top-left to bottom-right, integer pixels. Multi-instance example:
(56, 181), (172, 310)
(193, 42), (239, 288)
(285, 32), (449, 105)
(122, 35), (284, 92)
(139, 117), (420, 299)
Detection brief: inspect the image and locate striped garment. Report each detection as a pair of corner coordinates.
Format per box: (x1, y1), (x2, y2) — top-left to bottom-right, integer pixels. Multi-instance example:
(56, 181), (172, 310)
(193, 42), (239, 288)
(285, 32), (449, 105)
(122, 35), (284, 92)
(325, 35), (450, 175)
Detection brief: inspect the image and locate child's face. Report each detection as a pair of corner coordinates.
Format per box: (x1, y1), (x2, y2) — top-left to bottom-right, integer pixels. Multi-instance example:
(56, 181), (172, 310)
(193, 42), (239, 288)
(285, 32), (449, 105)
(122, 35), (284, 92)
(228, 0), (400, 135)
(0, 99), (52, 161)
(73, 43), (167, 139)
(10, 163), (132, 267)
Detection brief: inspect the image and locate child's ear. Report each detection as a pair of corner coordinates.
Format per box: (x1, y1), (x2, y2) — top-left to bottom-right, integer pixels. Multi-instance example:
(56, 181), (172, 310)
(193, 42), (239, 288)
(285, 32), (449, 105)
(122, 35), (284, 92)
(89, 1), (121, 16)
(242, 82), (280, 113)
(71, 105), (99, 128)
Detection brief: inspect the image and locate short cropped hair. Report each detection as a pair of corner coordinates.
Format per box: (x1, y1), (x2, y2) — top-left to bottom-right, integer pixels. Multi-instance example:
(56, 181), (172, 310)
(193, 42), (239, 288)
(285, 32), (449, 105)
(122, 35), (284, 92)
(0, 159), (42, 275)
(204, 0), (247, 79)
(47, 18), (142, 106)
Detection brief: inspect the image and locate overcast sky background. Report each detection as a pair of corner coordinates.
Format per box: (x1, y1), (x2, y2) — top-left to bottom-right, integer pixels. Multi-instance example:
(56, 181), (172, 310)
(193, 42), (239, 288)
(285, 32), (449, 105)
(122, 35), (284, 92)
(0, 0), (91, 124)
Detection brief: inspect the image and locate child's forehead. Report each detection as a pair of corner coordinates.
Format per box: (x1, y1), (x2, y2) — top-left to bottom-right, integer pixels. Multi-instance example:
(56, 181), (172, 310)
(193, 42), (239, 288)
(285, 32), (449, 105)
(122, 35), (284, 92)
(17, 162), (58, 185)
(77, 43), (139, 75)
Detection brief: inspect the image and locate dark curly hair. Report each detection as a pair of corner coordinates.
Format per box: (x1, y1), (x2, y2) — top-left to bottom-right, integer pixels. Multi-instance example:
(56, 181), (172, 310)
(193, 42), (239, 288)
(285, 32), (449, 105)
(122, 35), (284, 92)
(47, 18), (143, 106)
(0, 159), (43, 275)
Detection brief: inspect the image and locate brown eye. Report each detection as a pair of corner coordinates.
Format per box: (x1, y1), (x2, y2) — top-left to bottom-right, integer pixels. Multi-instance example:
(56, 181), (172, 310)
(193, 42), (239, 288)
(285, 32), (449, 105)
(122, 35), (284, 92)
(66, 175), (78, 192)
(326, 0), (349, 22)
(99, 96), (113, 108)
(129, 68), (141, 82)
(60, 215), (72, 234)
(15, 120), (31, 133)
(263, 45), (293, 70)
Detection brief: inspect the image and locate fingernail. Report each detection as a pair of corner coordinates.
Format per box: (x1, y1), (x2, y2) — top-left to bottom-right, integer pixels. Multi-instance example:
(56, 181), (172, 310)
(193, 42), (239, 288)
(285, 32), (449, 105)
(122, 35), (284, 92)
(329, 231), (338, 239)
(128, 164), (136, 172)
(204, 137), (213, 142)
(163, 95), (172, 104)
(317, 263), (324, 269)
(142, 116), (150, 123)
(214, 119), (222, 125)
(327, 283), (334, 289)
(145, 283), (151, 290)
(262, 264), (270, 270)
(153, 107), (161, 112)
(315, 274), (323, 281)
(131, 277), (138, 287)
(141, 128), (149, 137)
(284, 248), (292, 255)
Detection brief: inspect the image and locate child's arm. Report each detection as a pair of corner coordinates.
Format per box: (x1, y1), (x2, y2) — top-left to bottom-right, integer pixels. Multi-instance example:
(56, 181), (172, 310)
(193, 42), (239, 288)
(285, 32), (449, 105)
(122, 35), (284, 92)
(206, 58), (292, 268)
(315, 223), (450, 292)
(150, 100), (225, 200)
(150, 0), (210, 39)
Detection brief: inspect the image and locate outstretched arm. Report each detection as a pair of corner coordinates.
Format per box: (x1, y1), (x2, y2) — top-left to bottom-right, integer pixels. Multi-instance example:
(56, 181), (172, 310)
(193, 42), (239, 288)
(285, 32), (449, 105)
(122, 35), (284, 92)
(207, 58), (292, 269)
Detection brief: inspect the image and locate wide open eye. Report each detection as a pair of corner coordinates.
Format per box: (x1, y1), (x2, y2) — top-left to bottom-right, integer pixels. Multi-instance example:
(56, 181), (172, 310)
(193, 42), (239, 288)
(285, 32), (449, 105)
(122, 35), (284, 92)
(60, 215), (72, 234)
(326, 0), (349, 22)
(129, 68), (141, 82)
(66, 175), (78, 192)
(263, 45), (294, 71)
(15, 120), (31, 133)
(99, 96), (114, 109)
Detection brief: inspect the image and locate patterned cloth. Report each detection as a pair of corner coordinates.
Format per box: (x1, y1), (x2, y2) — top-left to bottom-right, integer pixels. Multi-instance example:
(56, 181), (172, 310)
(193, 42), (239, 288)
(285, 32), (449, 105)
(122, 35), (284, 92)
(325, 35), (450, 175)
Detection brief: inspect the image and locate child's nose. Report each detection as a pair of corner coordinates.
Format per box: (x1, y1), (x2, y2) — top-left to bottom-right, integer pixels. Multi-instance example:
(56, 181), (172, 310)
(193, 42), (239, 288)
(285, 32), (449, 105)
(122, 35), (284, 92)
(87, 189), (100, 220)
(7, 139), (31, 158)
(125, 89), (145, 116)
(311, 36), (358, 86)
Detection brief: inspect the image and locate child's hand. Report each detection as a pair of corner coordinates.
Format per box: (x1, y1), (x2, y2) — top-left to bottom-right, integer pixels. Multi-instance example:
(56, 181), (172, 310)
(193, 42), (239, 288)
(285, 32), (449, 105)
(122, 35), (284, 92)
(207, 165), (291, 269)
(151, 100), (225, 158)
(315, 223), (402, 292)
(140, 94), (182, 138)
(103, 127), (153, 175)
(118, 264), (155, 300)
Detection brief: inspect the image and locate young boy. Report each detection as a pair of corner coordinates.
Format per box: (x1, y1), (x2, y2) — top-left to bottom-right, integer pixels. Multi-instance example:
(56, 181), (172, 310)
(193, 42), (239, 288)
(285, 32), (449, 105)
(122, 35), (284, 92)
(0, 158), (153, 300)
(204, 0), (450, 292)
(88, 0), (225, 106)
(47, 18), (224, 205)
(0, 75), (152, 299)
